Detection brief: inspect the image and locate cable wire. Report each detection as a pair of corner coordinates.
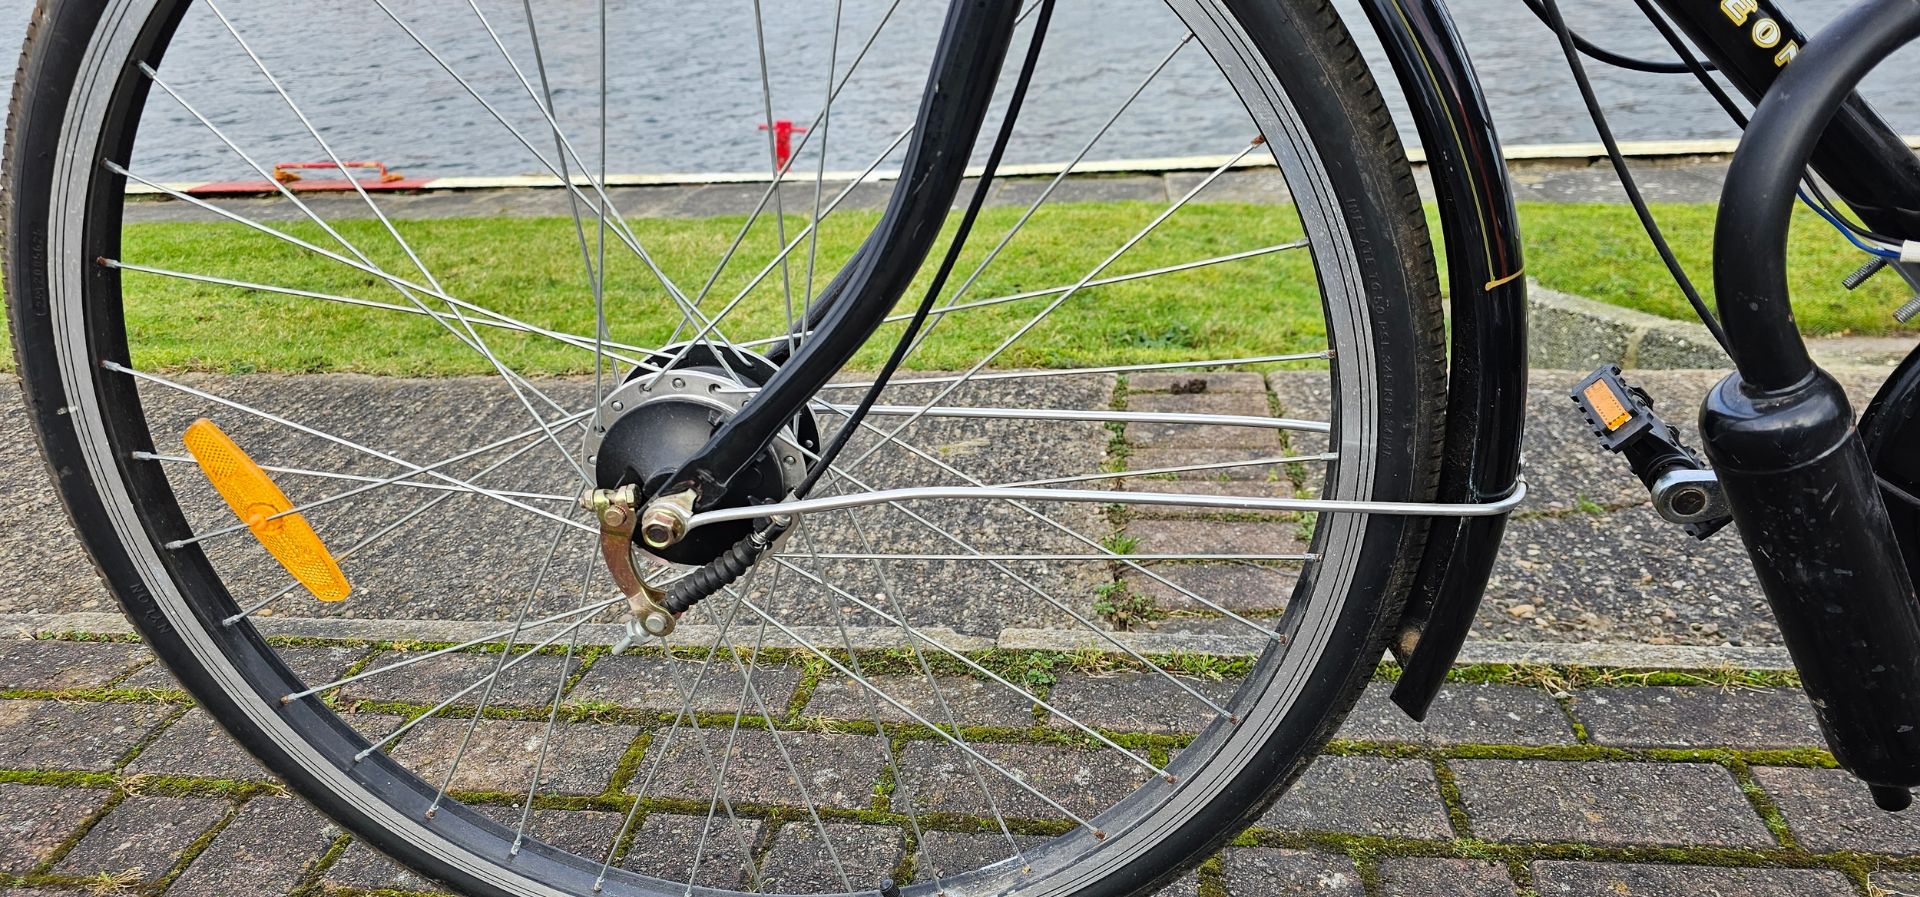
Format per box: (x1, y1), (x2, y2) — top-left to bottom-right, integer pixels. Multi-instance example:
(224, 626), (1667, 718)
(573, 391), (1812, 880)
(1537, 0), (1732, 350)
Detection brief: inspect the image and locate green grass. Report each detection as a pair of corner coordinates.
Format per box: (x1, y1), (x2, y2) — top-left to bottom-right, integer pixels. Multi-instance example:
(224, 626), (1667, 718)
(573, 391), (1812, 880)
(0, 198), (1907, 376)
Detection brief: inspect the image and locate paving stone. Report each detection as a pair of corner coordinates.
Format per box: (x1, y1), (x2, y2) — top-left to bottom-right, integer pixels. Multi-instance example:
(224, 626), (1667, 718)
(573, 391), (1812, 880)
(757, 822), (904, 894)
(1152, 872), (1203, 897)
(119, 644), (369, 693)
(566, 654), (803, 716)
(1530, 861), (1855, 896)
(1569, 687), (1822, 749)
(634, 730), (887, 811)
(910, 830), (1047, 882)
(0, 700), (173, 771)
(1451, 760), (1772, 847)
(326, 806), (625, 894)
(1221, 848), (1364, 896)
(1044, 671), (1240, 735)
(1871, 872), (1920, 896)
(894, 739), (1149, 820)
(1377, 857), (1519, 897)
(1125, 446), (1286, 481)
(168, 798), (332, 897)
(1127, 391), (1274, 417)
(1752, 765), (1920, 853)
(617, 813), (765, 889)
(1124, 562), (1296, 613)
(1122, 478), (1296, 519)
(0, 640), (147, 691)
(124, 709), (267, 780)
(1339, 682), (1574, 745)
(53, 795), (229, 882)
(388, 718), (640, 795)
(126, 709), (395, 782)
(1129, 372), (1268, 394)
(336, 648), (579, 709)
(1125, 404), (1282, 449)
(1128, 519), (1304, 557)
(805, 673), (1036, 729)
(1256, 756), (1452, 839)
(0, 784), (110, 874)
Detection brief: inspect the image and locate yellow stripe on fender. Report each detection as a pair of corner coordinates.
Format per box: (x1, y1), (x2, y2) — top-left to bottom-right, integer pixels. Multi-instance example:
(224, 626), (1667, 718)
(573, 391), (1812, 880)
(183, 418), (351, 602)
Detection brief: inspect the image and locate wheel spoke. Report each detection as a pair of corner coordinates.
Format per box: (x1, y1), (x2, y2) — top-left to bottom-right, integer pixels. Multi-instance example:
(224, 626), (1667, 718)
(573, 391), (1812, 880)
(842, 140), (1268, 474)
(425, 518), (574, 818)
(221, 429), (560, 625)
(101, 361), (596, 537)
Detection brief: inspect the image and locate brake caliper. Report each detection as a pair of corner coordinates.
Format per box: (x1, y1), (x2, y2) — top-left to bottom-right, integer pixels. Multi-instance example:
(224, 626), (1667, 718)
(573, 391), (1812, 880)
(1571, 365), (1732, 539)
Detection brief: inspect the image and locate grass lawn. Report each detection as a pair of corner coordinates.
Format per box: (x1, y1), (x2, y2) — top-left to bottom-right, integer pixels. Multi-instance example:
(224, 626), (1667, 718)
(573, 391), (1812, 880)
(0, 198), (1909, 376)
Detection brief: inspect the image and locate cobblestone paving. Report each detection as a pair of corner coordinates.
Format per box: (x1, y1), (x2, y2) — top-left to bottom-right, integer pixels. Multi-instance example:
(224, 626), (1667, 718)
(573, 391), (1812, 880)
(0, 630), (1913, 897)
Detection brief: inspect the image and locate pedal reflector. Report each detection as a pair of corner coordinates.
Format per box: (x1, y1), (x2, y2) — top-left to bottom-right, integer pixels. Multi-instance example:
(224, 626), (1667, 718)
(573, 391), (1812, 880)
(1581, 378), (1633, 432)
(183, 418), (351, 602)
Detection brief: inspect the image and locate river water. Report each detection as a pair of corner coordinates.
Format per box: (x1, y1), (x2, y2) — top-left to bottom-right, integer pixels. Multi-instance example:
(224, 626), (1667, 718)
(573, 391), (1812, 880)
(0, 0), (1913, 181)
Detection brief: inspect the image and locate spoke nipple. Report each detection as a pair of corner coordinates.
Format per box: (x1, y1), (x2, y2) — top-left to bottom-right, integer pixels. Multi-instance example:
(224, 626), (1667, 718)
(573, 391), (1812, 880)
(1164, 773), (1178, 783)
(424, 808), (437, 820)
(1093, 829), (1108, 841)
(1250, 134), (1266, 146)
(279, 694), (294, 705)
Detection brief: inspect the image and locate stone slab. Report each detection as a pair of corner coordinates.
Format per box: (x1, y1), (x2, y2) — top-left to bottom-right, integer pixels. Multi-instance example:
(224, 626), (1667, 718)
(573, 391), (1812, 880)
(0, 783), (110, 874)
(1377, 858), (1519, 897)
(1220, 848), (1364, 896)
(124, 709), (271, 781)
(757, 822), (904, 894)
(1255, 756), (1452, 839)
(1530, 861), (1855, 896)
(1568, 687), (1823, 749)
(388, 718), (641, 795)
(1339, 682), (1574, 746)
(1451, 760), (1772, 847)
(165, 798), (333, 897)
(52, 794), (230, 883)
(0, 640), (147, 691)
(633, 730), (888, 811)
(1044, 671), (1239, 735)
(0, 700), (174, 771)
(567, 655), (804, 716)
(1752, 765), (1920, 853)
(893, 740), (1148, 821)
(804, 673), (1037, 729)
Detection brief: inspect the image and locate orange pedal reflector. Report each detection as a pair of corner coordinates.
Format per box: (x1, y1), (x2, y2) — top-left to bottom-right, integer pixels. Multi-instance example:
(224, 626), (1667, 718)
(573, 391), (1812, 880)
(183, 418), (351, 602)
(1582, 379), (1633, 432)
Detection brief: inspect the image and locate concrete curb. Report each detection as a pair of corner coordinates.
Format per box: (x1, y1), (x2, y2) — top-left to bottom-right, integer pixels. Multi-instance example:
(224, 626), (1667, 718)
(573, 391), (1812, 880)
(1526, 282), (1727, 370)
(0, 611), (1795, 671)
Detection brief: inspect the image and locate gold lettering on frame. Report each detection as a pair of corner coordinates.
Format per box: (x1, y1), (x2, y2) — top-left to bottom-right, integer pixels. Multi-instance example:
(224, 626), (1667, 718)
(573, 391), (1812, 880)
(1720, 0), (1758, 25)
(1752, 17), (1782, 48)
(1775, 40), (1800, 65)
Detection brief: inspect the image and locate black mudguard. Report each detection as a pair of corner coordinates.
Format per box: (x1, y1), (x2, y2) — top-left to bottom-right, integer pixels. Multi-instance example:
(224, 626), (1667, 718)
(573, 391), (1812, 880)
(1346, 0), (1531, 717)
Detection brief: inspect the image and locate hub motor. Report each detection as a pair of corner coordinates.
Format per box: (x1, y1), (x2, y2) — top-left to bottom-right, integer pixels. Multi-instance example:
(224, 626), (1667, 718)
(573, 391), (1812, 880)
(585, 344), (812, 568)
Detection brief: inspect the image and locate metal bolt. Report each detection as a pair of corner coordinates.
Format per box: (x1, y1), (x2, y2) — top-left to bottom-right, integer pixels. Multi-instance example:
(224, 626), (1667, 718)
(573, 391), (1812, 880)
(638, 490), (696, 548)
(602, 505), (632, 528)
(640, 609), (675, 637)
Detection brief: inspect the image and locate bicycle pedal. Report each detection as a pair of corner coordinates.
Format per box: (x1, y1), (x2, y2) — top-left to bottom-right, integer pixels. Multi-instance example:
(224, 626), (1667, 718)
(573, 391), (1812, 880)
(1570, 366), (1731, 540)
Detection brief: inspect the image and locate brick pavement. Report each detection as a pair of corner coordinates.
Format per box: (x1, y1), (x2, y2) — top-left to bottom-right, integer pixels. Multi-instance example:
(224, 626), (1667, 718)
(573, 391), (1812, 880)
(0, 630), (1912, 897)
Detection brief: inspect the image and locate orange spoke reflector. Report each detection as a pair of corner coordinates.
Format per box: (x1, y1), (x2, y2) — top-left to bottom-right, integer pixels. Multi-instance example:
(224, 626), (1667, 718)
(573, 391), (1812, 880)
(183, 418), (351, 602)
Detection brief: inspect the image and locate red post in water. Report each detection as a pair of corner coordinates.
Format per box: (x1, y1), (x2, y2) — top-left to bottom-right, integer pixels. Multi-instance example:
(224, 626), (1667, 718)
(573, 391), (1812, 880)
(757, 119), (808, 171)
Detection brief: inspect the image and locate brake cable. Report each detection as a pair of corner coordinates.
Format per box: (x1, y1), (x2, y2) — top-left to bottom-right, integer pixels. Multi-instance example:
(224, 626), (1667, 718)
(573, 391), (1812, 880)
(658, 0), (1060, 614)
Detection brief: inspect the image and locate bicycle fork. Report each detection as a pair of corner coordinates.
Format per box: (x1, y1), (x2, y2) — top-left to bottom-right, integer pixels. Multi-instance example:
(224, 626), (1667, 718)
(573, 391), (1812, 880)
(1703, 0), (1920, 811)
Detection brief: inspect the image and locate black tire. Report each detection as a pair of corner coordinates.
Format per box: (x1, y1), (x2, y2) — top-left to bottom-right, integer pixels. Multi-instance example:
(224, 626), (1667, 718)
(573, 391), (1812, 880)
(4, 0), (1444, 895)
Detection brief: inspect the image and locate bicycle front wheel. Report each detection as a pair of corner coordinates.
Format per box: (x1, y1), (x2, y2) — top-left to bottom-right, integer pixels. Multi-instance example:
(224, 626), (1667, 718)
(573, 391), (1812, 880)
(5, 0), (1444, 894)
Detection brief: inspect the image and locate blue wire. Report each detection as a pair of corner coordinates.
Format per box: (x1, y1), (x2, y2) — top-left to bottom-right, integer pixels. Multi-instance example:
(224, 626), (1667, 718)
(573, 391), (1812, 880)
(1798, 189), (1900, 258)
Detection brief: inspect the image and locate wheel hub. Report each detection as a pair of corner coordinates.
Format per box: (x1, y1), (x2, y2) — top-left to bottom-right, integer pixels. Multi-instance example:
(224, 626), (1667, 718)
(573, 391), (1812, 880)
(585, 344), (809, 568)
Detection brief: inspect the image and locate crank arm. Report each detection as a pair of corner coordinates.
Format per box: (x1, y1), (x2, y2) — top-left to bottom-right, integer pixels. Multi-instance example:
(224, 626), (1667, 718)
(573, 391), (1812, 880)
(659, 0), (1023, 512)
